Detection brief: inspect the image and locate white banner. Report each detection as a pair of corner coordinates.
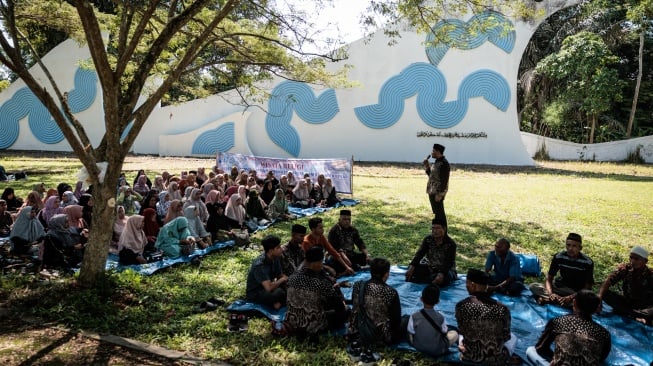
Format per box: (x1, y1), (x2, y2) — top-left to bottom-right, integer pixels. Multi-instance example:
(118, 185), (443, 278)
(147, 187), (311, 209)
(217, 152), (353, 194)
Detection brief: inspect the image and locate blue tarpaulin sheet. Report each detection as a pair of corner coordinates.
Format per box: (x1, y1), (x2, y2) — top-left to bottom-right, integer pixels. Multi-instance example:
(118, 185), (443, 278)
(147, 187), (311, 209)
(227, 266), (653, 365)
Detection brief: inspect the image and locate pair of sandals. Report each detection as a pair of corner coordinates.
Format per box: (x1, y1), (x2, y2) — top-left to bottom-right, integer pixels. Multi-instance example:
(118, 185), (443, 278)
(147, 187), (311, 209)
(228, 313), (249, 332)
(196, 297), (225, 313)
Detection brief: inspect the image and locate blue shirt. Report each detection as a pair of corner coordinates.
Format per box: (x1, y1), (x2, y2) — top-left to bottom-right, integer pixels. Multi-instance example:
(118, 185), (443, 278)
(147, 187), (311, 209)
(485, 250), (522, 282)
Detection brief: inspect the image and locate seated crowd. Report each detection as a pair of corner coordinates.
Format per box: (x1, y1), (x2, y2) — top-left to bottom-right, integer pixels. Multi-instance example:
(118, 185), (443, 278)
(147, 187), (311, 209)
(0, 166), (344, 269)
(243, 216), (651, 365)
(2, 166), (651, 366)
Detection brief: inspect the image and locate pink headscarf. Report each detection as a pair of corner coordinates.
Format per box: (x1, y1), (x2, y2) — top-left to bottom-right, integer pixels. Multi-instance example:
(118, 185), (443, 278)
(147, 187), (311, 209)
(205, 190), (221, 204)
(63, 204), (85, 229)
(118, 215), (146, 254)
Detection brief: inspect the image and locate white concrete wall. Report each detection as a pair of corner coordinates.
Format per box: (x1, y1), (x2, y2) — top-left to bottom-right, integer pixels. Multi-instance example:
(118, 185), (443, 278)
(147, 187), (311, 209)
(10, 0), (634, 167)
(521, 132), (653, 163)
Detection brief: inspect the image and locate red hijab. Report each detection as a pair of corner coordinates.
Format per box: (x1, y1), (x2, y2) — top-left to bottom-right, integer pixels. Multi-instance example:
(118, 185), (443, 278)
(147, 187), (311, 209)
(142, 208), (160, 238)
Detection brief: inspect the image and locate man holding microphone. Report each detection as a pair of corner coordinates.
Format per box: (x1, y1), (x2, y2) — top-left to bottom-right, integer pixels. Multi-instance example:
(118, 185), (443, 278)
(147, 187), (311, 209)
(423, 143), (450, 226)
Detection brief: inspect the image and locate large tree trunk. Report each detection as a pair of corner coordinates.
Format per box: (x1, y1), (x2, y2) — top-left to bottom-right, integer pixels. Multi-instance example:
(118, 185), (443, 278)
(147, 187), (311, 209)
(77, 157), (124, 287)
(627, 31), (644, 138)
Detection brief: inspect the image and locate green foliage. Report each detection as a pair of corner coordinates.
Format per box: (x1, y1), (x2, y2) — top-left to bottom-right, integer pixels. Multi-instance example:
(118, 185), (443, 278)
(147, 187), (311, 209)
(0, 79), (10, 92)
(536, 31), (624, 117)
(518, 1), (653, 143)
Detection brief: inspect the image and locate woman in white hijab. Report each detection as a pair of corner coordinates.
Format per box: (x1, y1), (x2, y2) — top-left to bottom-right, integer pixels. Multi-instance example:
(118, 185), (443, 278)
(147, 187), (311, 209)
(183, 188), (209, 223)
(291, 179), (314, 208)
(225, 194), (246, 228)
(168, 181), (182, 201)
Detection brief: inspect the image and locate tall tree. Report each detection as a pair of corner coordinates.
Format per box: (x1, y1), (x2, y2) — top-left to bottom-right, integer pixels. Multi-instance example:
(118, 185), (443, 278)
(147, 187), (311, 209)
(624, 1), (653, 137)
(536, 31), (624, 143)
(0, 0), (352, 287)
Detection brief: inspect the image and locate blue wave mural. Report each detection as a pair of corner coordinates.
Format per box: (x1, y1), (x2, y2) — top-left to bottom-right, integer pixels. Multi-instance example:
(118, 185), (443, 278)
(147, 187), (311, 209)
(192, 122), (235, 155)
(354, 63), (510, 129)
(0, 67), (98, 148)
(265, 81), (339, 157)
(425, 11), (515, 66)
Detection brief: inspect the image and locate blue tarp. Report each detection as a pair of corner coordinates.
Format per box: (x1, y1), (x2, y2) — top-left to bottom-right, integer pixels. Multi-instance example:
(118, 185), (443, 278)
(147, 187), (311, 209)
(227, 266), (653, 365)
(104, 198), (360, 275)
(288, 198), (360, 218)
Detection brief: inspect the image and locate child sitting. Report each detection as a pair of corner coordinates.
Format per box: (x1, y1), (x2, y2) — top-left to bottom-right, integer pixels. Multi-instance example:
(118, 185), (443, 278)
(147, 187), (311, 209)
(407, 284), (459, 358)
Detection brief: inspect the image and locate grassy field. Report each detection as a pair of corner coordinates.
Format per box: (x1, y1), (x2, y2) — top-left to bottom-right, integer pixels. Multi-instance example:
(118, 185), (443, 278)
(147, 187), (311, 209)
(1, 153), (653, 365)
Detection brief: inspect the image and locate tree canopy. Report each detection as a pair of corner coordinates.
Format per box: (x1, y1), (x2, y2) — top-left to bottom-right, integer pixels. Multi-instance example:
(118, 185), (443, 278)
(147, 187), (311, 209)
(0, 0), (361, 286)
(518, 0), (653, 143)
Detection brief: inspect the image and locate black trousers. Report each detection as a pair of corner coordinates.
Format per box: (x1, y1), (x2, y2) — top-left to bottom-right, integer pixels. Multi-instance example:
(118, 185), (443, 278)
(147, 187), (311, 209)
(428, 194), (447, 227)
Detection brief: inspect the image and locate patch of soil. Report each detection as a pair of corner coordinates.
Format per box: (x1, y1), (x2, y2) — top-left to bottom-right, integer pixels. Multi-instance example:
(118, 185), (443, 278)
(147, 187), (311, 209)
(0, 318), (193, 365)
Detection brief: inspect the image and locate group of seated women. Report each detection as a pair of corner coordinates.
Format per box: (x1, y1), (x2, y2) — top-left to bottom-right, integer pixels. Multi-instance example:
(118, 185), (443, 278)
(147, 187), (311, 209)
(0, 166), (343, 268)
(110, 166), (343, 263)
(1, 183), (92, 270)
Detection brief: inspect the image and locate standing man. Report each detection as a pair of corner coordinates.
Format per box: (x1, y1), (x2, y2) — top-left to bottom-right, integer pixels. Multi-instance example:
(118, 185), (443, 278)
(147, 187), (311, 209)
(280, 224), (307, 277)
(405, 218), (457, 287)
(327, 209), (370, 272)
(598, 245), (653, 325)
(530, 233), (594, 306)
(303, 217), (354, 276)
(423, 143), (450, 226)
(245, 235), (288, 310)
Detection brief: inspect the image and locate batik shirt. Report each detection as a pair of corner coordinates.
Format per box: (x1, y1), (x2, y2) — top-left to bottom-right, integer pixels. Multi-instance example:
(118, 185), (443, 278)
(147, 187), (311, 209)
(328, 224), (366, 254)
(534, 313), (611, 365)
(284, 267), (345, 335)
(455, 294), (511, 366)
(426, 156), (450, 196)
(348, 278), (402, 345)
(409, 235), (456, 275)
(281, 241), (304, 276)
(606, 263), (653, 308)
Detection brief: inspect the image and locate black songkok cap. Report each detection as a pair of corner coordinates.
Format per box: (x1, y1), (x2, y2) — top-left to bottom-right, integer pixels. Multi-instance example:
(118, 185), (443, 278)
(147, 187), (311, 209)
(431, 217), (447, 228)
(305, 246), (324, 263)
(466, 268), (489, 285)
(291, 224), (307, 234)
(433, 144), (445, 153)
(340, 209), (351, 216)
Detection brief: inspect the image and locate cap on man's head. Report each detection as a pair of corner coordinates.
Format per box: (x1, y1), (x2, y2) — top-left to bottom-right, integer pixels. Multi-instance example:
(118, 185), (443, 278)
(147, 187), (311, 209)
(631, 245), (649, 260)
(340, 209), (351, 216)
(466, 268), (489, 285)
(305, 246), (324, 263)
(262, 235), (281, 252)
(431, 217), (447, 228)
(433, 144), (445, 153)
(291, 224), (307, 234)
(566, 232), (582, 243)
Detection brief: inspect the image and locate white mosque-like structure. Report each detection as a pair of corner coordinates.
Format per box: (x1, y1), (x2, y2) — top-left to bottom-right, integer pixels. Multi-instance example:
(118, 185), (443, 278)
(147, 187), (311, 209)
(9, 0), (638, 166)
